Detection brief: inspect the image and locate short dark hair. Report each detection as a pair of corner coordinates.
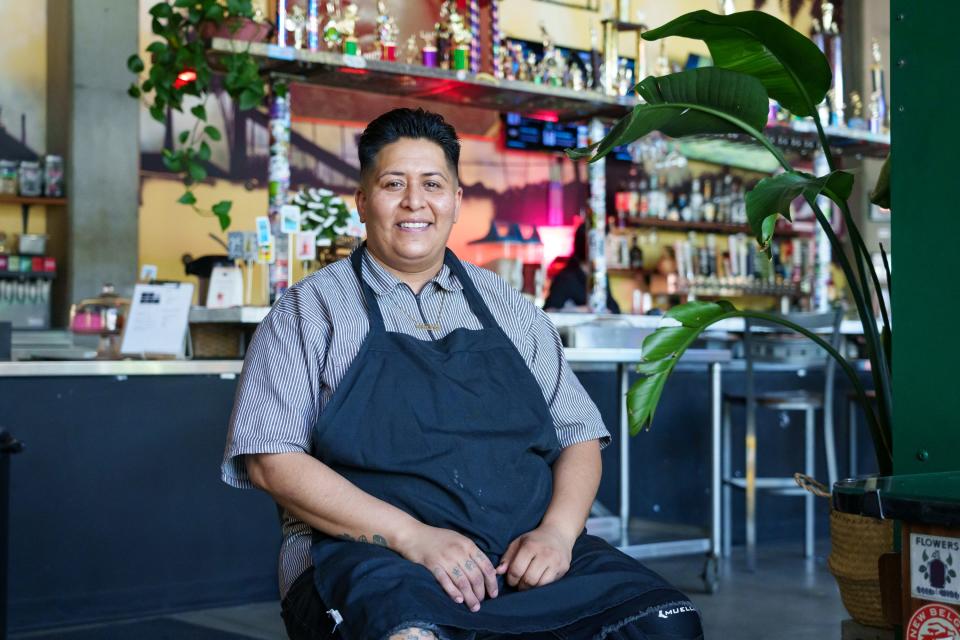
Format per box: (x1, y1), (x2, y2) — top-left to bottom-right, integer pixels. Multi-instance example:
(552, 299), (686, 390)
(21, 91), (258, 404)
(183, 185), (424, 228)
(358, 108), (461, 183)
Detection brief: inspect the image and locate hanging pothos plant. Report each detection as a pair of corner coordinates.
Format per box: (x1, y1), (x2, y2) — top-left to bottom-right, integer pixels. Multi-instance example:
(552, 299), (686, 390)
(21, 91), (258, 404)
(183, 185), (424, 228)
(127, 0), (267, 230)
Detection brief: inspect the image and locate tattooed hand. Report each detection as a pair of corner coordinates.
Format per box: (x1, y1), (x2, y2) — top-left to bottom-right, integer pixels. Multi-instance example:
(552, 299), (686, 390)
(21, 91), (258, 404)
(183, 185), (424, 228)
(397, 523), (498, 612)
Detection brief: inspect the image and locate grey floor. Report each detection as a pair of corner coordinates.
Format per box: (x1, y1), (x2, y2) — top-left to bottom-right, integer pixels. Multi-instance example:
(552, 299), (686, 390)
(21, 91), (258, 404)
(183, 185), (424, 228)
(13, 543), (848, 640)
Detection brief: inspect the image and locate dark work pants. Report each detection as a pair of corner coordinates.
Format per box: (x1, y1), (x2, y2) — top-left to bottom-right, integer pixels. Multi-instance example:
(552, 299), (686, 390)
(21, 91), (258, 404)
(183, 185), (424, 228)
(281, 568), (704, 640)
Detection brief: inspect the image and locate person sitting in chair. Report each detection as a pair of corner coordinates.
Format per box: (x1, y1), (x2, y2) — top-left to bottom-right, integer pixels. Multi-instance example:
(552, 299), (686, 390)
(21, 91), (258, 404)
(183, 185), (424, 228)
(223, 108), (702, 640)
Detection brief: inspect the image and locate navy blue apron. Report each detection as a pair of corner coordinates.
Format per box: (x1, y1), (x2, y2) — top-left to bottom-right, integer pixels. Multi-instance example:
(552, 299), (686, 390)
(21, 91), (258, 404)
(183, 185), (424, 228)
(310, 246), (672, 640)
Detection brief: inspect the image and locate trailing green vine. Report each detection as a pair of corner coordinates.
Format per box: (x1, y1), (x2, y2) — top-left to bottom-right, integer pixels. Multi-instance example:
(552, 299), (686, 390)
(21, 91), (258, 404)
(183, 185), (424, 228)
(127, 0), (266, 230)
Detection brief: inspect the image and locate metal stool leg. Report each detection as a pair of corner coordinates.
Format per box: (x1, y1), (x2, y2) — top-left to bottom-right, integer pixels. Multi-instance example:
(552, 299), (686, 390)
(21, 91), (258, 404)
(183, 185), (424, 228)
(823, 397), (837, 491)
(722, 400), (732, 558)
(745, 400), (757, 571)
(804, 408), (815, 558)
(848, 398), (858, 478)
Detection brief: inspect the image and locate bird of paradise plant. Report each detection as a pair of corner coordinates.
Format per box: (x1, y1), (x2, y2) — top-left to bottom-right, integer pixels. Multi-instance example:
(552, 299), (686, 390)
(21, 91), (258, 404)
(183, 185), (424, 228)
(567, 10), (893, 475)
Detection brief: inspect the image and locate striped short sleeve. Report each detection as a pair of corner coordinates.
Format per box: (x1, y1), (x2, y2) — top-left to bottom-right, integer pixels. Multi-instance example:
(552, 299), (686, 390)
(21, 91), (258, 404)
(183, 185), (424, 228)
(221, 308), (329, 488)
(522, 307), (612, 449)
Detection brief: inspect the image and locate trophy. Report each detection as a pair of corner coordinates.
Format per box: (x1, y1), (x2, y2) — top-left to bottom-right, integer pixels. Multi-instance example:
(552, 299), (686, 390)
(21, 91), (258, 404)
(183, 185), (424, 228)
(822, 2), (845, 127)
(435, 0), (455, 69)
(449, 7), (472, 71)
(322, 1), (342, 50)
(376, 1), (399, 62)
(655, 41), (670, 77)
(869, 39), (888, 134)
(340, 1), (359, 55)
(285, 4), (307, 50)
(538, 24), (564, 86)
(847, 91), (866, 130)
(404, 35), (419, 65)
(616, 59), (634, 96)
(421, 31), (438, 68)
(523, 51), (537, 82)
(570, 63), (585, 91)
(810, 18), (830, 124)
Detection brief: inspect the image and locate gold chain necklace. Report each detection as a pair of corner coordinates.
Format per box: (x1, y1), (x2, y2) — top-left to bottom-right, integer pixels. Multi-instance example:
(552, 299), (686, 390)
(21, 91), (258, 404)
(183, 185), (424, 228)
(392, 288), (447, 332)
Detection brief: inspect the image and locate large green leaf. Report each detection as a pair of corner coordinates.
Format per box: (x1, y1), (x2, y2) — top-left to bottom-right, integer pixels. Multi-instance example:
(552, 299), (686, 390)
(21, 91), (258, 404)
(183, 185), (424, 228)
(628, 301), (738, 433)
(745, 170), (854, 250)
(666, 299), (735, 327)
(566, 67), (769, 163)
(643, 10), (830, 117)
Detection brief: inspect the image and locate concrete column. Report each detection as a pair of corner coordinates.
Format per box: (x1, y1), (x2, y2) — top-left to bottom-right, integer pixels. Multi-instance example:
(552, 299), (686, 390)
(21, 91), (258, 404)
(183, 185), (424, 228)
(48, 0), (139, 324)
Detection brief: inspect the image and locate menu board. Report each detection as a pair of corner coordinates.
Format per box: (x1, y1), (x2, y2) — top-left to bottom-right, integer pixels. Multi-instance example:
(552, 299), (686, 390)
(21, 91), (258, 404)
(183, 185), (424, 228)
(120, 283), (194, 358)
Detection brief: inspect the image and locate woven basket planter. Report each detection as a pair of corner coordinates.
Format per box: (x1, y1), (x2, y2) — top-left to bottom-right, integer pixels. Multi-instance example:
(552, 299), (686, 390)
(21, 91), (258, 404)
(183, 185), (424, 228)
(827, 509), (895, 628)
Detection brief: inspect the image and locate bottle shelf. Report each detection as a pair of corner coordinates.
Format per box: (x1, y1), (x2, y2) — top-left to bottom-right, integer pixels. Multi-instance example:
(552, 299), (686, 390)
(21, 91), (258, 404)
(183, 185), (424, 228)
(609, 218), (813, 238)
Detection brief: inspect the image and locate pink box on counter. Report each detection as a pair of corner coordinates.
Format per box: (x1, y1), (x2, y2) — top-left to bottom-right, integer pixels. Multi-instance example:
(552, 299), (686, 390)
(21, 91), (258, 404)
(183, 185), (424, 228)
(43, 257), (56, 272)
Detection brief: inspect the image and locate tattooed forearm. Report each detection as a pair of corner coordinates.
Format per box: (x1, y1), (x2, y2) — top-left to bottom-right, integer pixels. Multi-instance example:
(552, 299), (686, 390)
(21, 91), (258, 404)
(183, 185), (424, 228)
(337, 533), (390, 547)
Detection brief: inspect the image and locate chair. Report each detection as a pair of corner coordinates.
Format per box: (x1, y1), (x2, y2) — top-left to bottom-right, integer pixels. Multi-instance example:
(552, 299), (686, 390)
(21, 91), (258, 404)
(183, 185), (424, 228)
(721, 310), (843, 569)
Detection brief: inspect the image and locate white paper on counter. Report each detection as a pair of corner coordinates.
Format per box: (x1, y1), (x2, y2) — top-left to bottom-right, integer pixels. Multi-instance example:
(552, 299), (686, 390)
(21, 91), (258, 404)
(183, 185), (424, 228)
(120, 283), (194, 357)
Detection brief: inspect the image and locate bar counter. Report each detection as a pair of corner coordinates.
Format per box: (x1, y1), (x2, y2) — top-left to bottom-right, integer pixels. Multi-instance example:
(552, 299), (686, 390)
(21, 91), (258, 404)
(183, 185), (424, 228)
(0, 333), (869, 632)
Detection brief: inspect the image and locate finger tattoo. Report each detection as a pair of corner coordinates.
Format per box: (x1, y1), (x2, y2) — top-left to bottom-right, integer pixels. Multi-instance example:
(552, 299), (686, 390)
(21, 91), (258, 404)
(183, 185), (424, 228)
(451, 566), (463, 578)
(464, 559), (476, 571)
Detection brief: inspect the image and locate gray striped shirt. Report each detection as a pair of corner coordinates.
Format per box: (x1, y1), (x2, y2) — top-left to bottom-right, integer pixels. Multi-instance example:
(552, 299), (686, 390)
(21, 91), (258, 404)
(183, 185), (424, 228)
(222, 247), (610, 598)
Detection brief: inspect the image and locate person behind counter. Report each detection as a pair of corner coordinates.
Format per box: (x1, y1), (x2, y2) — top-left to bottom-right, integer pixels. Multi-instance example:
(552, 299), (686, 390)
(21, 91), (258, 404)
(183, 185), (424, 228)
(543, 223), (621, 314)
(223, 108), (701, 640)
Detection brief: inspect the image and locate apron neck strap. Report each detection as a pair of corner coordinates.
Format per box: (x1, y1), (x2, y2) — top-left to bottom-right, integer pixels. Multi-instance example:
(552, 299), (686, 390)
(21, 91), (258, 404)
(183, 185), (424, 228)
(443, 249), (497, 330)
(350, 245), (386, 334)
(351, 243), (499, 332)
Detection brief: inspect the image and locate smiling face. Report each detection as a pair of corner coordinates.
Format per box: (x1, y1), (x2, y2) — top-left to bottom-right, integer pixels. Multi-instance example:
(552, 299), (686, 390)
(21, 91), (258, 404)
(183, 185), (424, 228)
(356, 137), (462, 281)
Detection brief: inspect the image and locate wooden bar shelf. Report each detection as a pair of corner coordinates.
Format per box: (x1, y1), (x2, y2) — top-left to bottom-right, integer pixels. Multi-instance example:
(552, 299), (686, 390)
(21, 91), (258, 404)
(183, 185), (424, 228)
(0, 195), (67, 207)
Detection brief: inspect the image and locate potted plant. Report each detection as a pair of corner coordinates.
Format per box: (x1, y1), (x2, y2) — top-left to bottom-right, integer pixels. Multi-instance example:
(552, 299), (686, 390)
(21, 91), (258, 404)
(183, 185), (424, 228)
(290, 186), (354, 268)
(567, 9), (893, 628)
(127, 0), (268, 230)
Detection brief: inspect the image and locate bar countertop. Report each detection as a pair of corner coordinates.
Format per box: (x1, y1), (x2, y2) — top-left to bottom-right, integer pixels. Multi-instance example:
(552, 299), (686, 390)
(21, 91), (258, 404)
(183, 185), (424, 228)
(190, 306), (869, 334)
(0, 348), (730, 377)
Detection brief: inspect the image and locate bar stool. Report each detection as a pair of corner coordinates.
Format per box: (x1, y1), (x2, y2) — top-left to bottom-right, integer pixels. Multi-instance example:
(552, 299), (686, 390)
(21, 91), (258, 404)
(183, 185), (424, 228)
(721, 310), (843, 569)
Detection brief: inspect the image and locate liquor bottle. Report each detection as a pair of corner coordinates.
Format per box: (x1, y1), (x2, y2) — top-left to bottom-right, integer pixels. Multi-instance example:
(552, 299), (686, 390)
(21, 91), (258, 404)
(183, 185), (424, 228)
(647, 173), (662, 219)
(626, 170), (640, 222)
(638, 177), (649, 218)
(706, 234), (717, 278)
(614, 178), (628, 229)
(689, 177), (703, 222)
(666, 189), (679, 221)
(702, 177), (716, 223)
(729, 178), (743, 224)
(678, 189), (691, 222)
(717, 174), (733, 223)
(629, 235), (644, 270)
